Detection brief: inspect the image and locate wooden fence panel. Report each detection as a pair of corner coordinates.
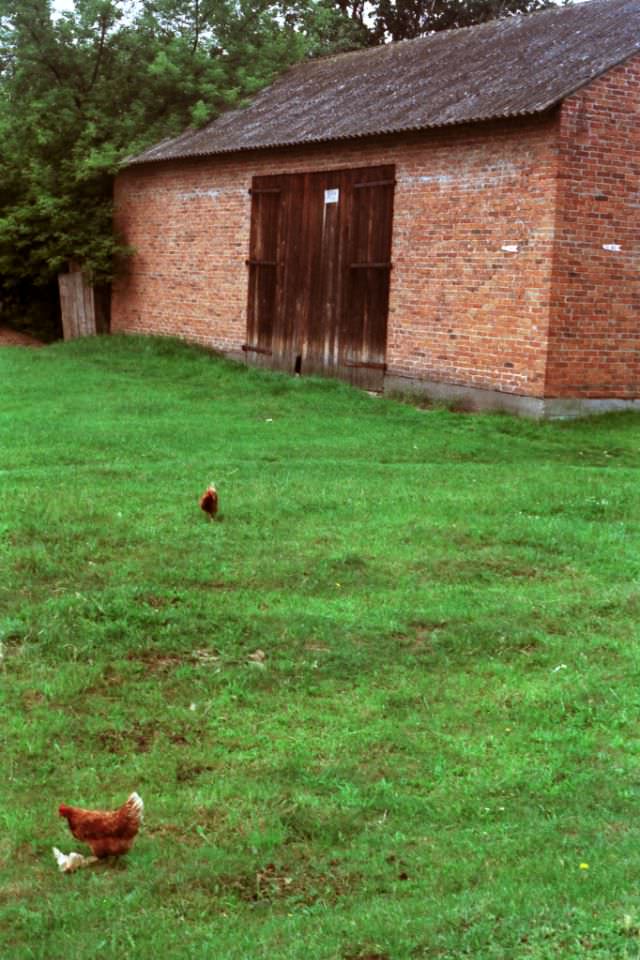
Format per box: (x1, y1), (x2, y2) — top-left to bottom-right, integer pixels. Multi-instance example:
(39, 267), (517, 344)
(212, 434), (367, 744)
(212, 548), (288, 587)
(58, 269), (97, 340)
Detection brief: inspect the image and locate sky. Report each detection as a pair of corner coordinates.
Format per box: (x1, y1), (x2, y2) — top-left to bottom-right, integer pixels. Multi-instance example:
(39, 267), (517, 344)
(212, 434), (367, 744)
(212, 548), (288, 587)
(50, 0), (588, 21)
(51, 1), (143, 19)
(51, 1), (142, 14)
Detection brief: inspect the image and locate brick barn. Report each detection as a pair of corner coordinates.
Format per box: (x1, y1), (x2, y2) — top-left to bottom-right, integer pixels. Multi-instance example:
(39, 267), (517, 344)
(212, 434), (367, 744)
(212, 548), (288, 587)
(112, 0), (640, 416)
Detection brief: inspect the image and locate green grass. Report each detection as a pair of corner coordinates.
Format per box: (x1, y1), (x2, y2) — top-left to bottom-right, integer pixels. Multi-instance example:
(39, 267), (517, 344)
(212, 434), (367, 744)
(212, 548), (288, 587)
(2, 334), (640, 959)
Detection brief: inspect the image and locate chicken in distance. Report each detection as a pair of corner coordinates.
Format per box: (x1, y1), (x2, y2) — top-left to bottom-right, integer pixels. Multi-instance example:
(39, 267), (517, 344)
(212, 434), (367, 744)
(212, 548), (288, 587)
(57, 791), (144, 859)
(199, 483), (219, 520)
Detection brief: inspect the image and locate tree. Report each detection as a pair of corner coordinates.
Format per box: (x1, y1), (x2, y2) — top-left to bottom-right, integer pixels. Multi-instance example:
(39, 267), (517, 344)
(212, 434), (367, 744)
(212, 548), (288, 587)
(331, 0), (560, 44)
(0, 0), (320, 333)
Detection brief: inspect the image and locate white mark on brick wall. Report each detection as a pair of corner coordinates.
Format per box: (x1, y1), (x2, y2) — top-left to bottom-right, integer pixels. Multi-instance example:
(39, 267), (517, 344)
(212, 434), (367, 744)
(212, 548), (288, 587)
(178, 189), (221, 202)
(602, 243), (622, 252)
(404, 161), (519, 191)
(501, 244), (520, 253)
(415, 173), (455, 185)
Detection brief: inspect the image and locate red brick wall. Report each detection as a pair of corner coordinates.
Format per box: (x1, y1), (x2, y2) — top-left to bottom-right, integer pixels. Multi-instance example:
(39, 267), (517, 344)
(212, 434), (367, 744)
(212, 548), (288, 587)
(112, 116), (559, 398)
(112, 162), (251, 354)
(546, 55), (640, 399)
(385, 118), (558, 398)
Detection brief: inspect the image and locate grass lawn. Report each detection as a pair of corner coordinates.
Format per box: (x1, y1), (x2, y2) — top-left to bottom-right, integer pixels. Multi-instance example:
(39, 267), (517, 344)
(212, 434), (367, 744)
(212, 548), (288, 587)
(2, 334), (640, 960)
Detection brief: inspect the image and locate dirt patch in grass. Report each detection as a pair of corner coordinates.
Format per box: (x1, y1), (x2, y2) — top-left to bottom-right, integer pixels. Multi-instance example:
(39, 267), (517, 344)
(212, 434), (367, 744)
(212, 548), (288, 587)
(145, 822), (185, 841)
(0, 325), (45, 347)
(126, 648), (220, 672)
(21, 690), (47, 710)
(96, 721), (192, 754)
(344, 953), (390, 960)
(217, 858), (360, 907)
(141, 594), (184, 609)
(99, 727), (155, 753)
(393, 621), (448, 653)
(176, 762), (218, 783)
(126, 651), (185, 672)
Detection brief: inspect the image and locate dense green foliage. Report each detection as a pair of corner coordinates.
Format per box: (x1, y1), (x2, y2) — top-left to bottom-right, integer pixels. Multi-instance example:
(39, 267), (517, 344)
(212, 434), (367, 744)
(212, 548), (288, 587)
(339, 0), (557, 45)
(0, 0), (331, 332)
(2, 336), (640, 958)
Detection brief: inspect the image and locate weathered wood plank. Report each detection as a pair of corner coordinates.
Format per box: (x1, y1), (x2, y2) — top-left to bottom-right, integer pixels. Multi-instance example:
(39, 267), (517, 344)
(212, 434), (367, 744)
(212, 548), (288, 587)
(58, 268), (98, 340)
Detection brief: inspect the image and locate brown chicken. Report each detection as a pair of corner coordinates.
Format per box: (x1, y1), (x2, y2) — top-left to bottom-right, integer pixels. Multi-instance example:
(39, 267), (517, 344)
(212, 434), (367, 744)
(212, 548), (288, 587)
(199, 483), (219, 520)
(58, 792), (144, 859)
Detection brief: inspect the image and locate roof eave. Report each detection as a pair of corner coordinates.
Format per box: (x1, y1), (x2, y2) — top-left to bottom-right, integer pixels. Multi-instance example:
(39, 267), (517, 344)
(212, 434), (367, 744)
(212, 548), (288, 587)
(123, 103), (560, 168)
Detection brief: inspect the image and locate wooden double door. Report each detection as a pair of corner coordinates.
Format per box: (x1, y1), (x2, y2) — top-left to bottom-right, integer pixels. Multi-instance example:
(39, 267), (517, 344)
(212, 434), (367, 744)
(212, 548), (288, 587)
(245, 164), (395, 391)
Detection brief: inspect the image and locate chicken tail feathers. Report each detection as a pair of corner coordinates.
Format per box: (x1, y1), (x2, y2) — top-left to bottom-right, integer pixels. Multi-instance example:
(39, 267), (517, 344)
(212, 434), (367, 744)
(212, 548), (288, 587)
(127, 792), (144, 822)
